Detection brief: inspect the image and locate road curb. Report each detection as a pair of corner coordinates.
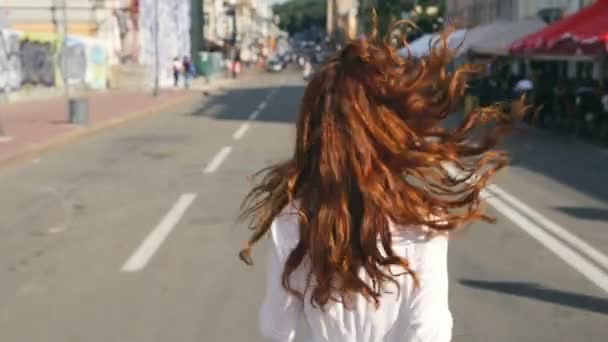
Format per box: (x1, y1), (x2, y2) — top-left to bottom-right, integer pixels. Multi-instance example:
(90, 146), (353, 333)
(0, 93), (203, 169)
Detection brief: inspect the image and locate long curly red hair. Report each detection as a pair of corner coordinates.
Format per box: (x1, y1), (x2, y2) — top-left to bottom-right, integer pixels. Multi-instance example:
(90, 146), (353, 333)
(240, 22), (525, 309)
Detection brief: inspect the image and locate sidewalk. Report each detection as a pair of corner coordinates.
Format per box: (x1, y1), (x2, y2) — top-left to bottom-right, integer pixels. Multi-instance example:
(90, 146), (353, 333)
(0, 89), (202, 167)
(0, 71), (257, 167)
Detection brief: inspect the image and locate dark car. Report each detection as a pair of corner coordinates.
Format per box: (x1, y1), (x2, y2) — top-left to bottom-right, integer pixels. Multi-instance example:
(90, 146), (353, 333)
(266, 58), (284, 72)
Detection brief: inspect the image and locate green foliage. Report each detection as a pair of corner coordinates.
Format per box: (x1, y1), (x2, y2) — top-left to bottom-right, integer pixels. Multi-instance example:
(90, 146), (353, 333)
(359, 0), (445, 37)
(273, 0), (326, 35)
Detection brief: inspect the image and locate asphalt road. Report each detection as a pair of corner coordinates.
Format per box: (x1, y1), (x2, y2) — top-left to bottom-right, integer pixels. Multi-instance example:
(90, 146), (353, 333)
(0, 70), (606, 342)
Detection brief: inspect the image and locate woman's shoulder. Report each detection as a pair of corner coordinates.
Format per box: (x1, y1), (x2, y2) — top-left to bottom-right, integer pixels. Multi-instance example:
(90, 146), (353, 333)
(269, 203), (301, 252)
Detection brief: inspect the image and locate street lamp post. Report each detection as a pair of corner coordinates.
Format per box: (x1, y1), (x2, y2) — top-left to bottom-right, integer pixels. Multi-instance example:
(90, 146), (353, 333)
(60, 0), (88, 125)
(61, 0), (69, 99)
(0, 9), (11, 141)
(153, 0), (160, 96)
(232, 9), (237, 80)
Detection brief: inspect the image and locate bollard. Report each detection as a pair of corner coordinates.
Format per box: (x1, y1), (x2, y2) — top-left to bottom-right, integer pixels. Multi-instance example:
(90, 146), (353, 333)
(68, 98), (89, 125)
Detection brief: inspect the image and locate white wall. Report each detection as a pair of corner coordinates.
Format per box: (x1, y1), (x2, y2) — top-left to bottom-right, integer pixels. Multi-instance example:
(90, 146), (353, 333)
(139, 0), (191, 87)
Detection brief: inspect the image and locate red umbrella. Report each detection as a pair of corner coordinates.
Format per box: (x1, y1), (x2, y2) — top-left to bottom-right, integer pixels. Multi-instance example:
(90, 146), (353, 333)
(510, 0), (608, 55)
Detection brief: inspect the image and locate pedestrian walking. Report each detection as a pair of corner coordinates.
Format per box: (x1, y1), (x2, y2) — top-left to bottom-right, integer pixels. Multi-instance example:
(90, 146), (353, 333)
(182, 56), (193, 89)
(302, 59), (312, 80)
(172, 57), (182, 87)
(233, 49), (242, 78)
(239, 24), (523, 342)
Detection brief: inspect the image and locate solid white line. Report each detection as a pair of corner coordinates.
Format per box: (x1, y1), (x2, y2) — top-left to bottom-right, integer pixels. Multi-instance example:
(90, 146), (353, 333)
(488, 185), (608, 271)
(121, 193), (197, 272)
(203, 146), (232, 174)
(484, 191), (608, 293)
(442, 162), (608, 291)
(233, 123), (250, 140)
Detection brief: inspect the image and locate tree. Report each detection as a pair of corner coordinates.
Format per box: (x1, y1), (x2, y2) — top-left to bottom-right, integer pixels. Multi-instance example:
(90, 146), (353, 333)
(359, 0), (445, 39)
(273, 0), (326, 36)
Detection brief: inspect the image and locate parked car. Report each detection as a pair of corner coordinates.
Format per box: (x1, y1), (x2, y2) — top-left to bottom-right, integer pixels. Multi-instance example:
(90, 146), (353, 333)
(266, 58), (284, 72)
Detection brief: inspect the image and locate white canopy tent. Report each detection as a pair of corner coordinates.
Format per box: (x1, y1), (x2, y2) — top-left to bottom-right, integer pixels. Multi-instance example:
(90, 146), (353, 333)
(398, 29), (467, 58)
(457, 18), (547, 57)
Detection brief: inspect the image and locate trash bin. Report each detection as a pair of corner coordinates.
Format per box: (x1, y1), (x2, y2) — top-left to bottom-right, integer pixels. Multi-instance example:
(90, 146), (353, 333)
(68, 98), (89, 125)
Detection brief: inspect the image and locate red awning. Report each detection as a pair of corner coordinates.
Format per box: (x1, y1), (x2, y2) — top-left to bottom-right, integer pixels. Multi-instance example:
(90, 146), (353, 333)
(510, 0), (608, 56)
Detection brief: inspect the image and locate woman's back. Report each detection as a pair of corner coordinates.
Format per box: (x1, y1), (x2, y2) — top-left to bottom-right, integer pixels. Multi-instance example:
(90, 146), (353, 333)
(260, 205), (452, 342)
(240, 21), (522, 342)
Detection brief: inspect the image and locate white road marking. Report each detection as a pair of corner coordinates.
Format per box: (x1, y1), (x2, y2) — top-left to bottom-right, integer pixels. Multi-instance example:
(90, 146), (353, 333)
(484, 190), (608, 293)
(203, 146), (232, 174)
(442, 162), (608, 292)
(121, 193), (197, 272)
(233, 123), (250, 140)
(234, 88), (278, 140)
(257, 101), (267, 111)
(249, 109), (260, 120)
(488, 185), (608, 271)
(48, 226), (66, 234)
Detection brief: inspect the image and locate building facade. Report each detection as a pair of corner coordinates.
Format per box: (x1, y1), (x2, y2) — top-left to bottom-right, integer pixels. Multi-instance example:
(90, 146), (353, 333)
(446, 0), (596, 26)
(0, 0), (194, 89)
(0, 0), (282, 91)
(327, 0), (358, 43)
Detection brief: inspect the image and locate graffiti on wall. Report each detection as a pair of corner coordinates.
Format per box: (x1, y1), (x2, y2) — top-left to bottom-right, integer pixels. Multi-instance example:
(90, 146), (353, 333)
(59, 37), (88, 84)
(114, 7), (140, 63)
(86, 41), (108, 89)
(0, 29), (22, 91)
(20, 38), (56, 87)
(0, 29), (108, 91)
(139, 0), (190, 86)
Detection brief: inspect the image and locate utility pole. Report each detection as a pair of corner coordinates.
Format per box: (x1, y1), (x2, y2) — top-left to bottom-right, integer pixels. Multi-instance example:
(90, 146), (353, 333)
(60, 0), (69, 98)
(232, 11), (237, 79)
(153, 0), (160, 96)
(0, 8), (11, 142)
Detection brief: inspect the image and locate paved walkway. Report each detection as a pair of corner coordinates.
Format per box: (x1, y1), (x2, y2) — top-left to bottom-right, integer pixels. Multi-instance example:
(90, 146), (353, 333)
(0, 69), (257, 166)
(0, 89), (203, 165)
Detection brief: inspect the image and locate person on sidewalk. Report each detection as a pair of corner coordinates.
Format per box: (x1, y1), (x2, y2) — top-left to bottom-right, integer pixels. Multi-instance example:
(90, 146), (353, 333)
(239, 23), (524, 342)
(230, 49), (241, 79)
(182, 56), (193, 89)
(514, 74), (535, 123)
(172, 57), (182, 87)
(302, 59), (313, 80)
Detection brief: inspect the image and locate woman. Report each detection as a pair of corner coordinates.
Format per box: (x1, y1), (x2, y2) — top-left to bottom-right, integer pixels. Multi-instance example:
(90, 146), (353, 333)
(172, 57), (182, 87)
(240, 22), (523, 342)
(182, 56), (193, 89)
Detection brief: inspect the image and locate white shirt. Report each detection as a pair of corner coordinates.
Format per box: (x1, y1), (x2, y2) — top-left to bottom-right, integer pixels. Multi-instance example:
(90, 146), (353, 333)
(260, 205), (453, 342)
